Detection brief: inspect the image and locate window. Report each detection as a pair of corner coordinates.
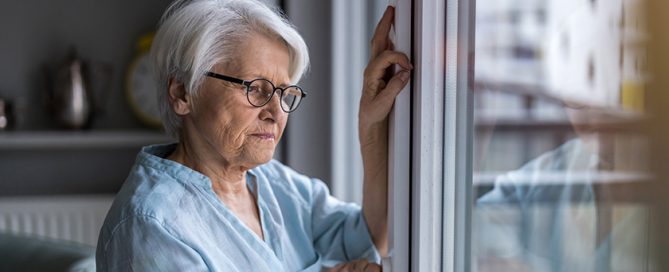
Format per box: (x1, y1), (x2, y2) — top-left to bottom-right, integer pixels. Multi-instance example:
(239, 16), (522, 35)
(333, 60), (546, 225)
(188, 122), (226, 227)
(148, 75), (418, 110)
(471, 0), (652, 271)
(331, 0), (388, 205)
(387, 0), (660, 271)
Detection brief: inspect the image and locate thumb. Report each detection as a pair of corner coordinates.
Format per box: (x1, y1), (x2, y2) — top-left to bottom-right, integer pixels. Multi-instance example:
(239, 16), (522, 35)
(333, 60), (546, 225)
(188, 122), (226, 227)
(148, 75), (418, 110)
(377, 70), (410, 103)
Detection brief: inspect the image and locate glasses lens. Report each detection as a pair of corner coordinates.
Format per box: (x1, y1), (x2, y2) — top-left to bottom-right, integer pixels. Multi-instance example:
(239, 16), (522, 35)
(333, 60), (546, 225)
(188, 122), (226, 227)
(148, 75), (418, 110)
(247, 79), (275, 106)
(281, 86), (303, 112)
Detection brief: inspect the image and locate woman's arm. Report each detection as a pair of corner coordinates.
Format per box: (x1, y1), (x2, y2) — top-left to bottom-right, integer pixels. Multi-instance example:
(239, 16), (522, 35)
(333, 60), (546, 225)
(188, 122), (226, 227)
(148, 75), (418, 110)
(359, 6), (412, 257)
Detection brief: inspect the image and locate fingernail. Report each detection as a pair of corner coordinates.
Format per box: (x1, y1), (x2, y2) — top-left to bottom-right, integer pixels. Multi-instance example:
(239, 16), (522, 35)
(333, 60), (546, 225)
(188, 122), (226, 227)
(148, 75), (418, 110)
(400, 71), (410, 81)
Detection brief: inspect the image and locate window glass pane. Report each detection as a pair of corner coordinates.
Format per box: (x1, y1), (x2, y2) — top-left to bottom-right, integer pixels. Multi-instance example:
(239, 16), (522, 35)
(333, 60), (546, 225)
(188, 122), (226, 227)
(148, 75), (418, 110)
(472, 0), (652, 271)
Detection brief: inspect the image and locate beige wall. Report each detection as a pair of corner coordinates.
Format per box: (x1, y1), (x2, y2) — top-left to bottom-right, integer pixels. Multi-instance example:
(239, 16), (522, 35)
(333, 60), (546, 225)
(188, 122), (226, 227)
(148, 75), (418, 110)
(647, 1), (669, 270)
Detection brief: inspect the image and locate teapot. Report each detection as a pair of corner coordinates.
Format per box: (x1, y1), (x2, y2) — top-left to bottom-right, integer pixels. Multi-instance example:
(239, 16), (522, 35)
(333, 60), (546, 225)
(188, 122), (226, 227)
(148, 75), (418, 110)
(47, 50), (111, 129)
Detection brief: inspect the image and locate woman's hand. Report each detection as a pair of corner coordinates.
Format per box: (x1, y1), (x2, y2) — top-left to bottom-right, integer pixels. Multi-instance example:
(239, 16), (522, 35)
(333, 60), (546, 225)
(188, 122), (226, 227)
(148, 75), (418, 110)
(359, 5), (412, 257)
(359, 6), (412, 137)
(324, 259), (382, 272)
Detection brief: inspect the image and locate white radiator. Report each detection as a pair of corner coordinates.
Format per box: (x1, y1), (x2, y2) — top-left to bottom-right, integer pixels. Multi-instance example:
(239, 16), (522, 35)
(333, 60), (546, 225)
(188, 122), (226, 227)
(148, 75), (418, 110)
(0, 195), (114, 246)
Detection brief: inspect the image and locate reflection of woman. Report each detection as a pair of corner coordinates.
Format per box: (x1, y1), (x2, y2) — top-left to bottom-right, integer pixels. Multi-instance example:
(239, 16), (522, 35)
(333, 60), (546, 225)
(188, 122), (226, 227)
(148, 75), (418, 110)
(476, 104), (646, 271)
(96, 0), (411, 271)
(477, 138), (610, 271)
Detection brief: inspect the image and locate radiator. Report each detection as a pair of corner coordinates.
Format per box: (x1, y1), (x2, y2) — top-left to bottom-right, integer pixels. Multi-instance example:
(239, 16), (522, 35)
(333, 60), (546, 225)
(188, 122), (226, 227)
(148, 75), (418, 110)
(0, 195), (114, 246)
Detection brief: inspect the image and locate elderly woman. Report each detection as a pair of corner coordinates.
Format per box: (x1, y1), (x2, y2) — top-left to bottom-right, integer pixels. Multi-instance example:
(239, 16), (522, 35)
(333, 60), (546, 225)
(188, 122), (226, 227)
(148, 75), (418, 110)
(96, 0), (411, 271)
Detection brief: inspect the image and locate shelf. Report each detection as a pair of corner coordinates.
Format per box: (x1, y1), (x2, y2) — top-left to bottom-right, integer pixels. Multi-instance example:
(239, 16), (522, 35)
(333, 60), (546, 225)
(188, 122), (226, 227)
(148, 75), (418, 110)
(0, 130), (173, 149)
(474, 170), (652, 186)
(474, 117), (647, 133)
(474, 170), (654, 203)
(474, 80), (649, 123)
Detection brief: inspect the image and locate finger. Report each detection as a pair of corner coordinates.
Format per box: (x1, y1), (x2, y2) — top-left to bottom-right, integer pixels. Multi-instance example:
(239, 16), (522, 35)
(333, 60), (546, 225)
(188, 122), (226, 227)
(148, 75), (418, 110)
(366, 263), (382, 272)
(376, 70), (410, 104)
(351, 260), (367, 272)
(371, 6), (394, 58)
(365, 51), (412, 79)
(363, 79), (387, 97)
(364, 51), (412, 83)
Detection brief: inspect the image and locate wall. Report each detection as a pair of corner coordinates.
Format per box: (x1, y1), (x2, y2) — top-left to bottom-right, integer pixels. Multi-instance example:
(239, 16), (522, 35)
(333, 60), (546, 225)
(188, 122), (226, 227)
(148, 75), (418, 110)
(284, 0), (333, 184)
(0, 1), (172, 195)
(0, 0), (331, 195)
(0, 0), (172, 130)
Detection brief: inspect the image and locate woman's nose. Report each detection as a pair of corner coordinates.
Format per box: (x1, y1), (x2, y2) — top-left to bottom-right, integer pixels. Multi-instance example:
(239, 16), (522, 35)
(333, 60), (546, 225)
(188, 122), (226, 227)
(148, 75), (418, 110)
(259, 90), (283, 120)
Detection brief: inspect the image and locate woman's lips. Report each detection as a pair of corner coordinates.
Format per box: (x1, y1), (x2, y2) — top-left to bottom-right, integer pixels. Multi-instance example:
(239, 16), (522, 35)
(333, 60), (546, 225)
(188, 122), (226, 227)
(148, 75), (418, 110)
(251, 133), (275, 140)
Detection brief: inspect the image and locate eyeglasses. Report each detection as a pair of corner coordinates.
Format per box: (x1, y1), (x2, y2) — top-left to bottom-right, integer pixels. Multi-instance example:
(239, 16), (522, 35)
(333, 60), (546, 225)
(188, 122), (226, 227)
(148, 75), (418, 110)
(205, 71), (307, 113)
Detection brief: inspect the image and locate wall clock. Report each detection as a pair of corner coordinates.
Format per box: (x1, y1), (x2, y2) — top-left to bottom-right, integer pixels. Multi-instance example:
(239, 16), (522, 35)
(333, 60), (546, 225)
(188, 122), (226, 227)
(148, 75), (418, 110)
(126, 33), (162, 128)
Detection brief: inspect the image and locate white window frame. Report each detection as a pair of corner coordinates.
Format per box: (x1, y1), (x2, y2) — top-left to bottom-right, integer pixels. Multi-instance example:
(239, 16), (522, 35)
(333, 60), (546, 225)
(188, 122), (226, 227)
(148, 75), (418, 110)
(441, 0), (475, 271)
(331, 0), (367, 204)
(330, 0), (388, 205)
(411, 0), (446, 271)
(386, 0), (474, 271)
(385, 0), (412, 271)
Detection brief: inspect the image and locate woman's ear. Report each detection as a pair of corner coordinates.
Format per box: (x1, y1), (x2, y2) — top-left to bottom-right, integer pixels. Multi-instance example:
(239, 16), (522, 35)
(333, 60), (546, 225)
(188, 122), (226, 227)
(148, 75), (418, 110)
(167, 77), (191, 115)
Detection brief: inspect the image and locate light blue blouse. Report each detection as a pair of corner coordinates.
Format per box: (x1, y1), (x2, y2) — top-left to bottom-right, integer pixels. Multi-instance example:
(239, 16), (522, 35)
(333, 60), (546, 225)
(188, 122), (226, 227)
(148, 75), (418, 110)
(96, 144), (380, 271)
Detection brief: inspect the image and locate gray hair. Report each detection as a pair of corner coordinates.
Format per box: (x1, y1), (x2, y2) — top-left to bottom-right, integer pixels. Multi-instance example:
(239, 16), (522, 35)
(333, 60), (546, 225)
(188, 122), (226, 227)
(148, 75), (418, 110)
(150, 0), (310, 138)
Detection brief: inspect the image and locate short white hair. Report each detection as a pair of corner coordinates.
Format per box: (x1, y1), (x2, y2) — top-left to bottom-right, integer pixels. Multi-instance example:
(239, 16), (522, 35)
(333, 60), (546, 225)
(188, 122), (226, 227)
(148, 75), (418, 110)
(150, 0), (310, 138)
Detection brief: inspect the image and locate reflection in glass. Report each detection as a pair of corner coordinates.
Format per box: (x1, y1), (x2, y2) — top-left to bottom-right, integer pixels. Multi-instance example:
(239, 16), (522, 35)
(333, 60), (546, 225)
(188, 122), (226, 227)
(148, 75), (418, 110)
(472, 0), (651, 271)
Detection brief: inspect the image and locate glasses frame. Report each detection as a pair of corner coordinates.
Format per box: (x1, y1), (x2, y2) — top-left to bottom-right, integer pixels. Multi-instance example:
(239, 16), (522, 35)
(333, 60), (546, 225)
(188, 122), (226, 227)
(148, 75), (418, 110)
(205, 71), (307, 113)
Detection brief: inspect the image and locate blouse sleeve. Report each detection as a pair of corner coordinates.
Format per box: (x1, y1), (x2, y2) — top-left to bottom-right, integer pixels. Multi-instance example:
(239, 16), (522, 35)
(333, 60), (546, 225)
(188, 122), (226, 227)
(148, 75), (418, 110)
(309, 179), (381, 265)
(96, 215), (209, 272)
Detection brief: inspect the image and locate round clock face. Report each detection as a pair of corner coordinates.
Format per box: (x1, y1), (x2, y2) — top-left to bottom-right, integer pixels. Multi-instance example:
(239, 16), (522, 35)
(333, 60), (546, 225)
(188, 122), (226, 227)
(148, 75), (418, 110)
(127, 53), (162, 127)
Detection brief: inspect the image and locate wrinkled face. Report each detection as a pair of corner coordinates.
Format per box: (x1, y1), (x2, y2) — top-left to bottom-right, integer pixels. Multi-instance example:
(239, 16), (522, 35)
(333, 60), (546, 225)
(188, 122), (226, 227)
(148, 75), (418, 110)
(186, 33), (291, 167)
